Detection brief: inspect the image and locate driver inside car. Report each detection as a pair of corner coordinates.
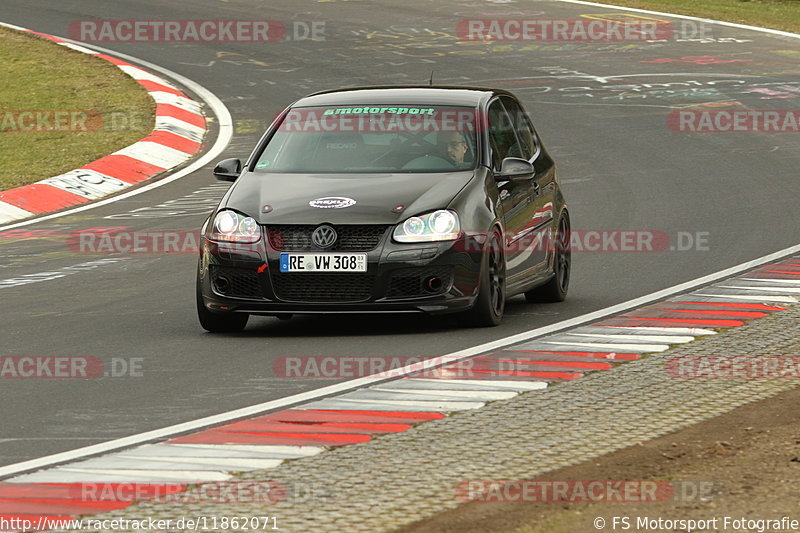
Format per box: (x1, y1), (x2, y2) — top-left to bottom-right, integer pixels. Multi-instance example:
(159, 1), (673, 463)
(438, 131), (474, 169)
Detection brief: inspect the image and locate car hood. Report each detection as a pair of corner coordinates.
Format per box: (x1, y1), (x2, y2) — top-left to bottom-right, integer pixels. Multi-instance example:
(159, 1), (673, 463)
(223, 170), (476, 225)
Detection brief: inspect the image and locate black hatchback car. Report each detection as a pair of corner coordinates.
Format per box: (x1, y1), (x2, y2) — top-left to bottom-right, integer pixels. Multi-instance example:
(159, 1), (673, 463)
(197, 86), (570, 332)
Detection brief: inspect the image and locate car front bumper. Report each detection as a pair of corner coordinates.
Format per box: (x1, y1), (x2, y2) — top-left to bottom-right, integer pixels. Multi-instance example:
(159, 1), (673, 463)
(197, 231), (486, 316)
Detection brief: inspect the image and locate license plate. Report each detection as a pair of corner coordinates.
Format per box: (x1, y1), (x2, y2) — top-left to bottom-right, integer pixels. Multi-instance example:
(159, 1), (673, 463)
(279, 253), (367, 272)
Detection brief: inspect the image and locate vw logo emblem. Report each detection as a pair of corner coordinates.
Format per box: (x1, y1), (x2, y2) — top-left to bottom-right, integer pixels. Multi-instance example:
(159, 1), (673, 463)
(311, 225), (337, 249)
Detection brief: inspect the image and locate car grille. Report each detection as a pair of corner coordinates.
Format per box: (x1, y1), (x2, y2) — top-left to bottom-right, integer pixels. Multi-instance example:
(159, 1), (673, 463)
(271, 273), (375, 302)
(387, 266), (453, 298)
(210, 266), (264, 299)
(266, 225), (390, 251)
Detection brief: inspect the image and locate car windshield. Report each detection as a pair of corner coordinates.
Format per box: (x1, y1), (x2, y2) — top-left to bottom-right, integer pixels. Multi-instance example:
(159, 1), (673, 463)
(253, 105), (479, 173)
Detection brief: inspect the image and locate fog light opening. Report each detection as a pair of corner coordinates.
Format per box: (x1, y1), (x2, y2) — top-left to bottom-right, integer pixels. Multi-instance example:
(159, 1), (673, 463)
(424, 276), (443, 293)
(213, 276), (231, 294)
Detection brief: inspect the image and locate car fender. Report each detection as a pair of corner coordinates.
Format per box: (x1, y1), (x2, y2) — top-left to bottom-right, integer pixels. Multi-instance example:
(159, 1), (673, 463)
(448, 165), (503, 249)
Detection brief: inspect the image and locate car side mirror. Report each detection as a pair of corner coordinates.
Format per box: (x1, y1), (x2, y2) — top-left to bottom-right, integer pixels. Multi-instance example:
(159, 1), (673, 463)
(496, 157), (535, 180)
(213, 158), (241, 182)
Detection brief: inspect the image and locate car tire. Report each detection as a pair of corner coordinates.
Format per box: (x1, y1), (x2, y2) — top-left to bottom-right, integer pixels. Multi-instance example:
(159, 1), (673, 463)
(196, 276), (249, 333)
(458, 229), (505, 327)
(525, 212), (570, 303)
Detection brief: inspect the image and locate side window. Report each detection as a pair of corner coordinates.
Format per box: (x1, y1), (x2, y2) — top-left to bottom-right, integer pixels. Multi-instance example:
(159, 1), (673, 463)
(501, 97), (538, 161)
(487, 100), (523, 170)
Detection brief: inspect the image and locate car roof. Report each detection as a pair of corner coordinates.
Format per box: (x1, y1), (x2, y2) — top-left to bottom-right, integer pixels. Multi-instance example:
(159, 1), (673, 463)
(293, 86), (515, 107)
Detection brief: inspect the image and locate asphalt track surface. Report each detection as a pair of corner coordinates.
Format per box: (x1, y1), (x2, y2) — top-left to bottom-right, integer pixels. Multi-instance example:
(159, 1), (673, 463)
(0, 0), (799, 468)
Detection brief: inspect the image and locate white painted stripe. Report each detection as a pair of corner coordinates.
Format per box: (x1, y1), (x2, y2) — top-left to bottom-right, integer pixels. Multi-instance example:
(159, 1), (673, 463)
(681, 295), (790, 305)
(115, 141), (191, 168)
(739, 278), (800, 285)
(515, 342), (644, 353)
(149, 91), (204, 114)
(540, 341), (670, 352)
(0, 201), (34, 224)
(115, 444), (297, 462)
(64, 455), (266, 471)
(118, 64), (170, 83)
(540, 334), (646, 344)
(601, 326), (717, 336)
(154, 121), (204, 143)
(58, 42), (99, 54)
(118, 443), (309, 459)
(720, 285), (800, 294)
(115, 455), (283, 469)
(301, 398), (485, 411)
(329, 398), (485, 410)
(714, 285), (800, 294)
(171, 444), (324, 457)
(370, 387), (518, 401)
(155, 115), (206, 138)
(152, 125), (203, 144)
(0, 258), (125, 290)
(338, 389), (491, 403)
(568, 333), (695, 343)
(693, 293), (798, 303)
(1, 22), (28, 31)
(10, 469), (229, 483)
(394, 378), (548, 391)
(59, 468), (231, 481)
(340, 381), (488, 402)
(39, 169), (128, 200)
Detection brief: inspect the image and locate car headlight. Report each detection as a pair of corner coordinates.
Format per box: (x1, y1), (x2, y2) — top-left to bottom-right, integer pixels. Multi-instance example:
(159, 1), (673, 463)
(393, 210), (460, 243)
(209, 210), (261, 243)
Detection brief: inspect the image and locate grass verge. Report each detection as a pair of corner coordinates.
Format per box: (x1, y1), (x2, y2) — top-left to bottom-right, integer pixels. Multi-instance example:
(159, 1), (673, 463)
(0, 25), (154, 191)
(593, 0), (800, 34)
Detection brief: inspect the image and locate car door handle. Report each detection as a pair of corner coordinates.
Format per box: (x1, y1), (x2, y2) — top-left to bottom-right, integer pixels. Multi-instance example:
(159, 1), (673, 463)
(532, 182), (540, 196)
